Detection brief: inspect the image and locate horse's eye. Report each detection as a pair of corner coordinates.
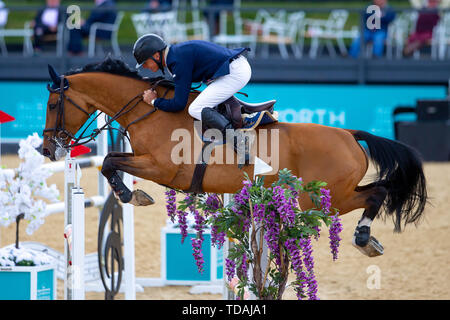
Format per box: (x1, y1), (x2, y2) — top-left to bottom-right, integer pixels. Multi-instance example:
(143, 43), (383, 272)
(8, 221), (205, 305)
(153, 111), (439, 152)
(49, 104), (57, 110)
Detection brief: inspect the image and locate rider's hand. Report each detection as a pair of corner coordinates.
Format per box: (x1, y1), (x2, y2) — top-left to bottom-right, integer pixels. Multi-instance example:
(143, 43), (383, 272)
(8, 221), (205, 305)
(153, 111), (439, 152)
(143, 89), (157, 105)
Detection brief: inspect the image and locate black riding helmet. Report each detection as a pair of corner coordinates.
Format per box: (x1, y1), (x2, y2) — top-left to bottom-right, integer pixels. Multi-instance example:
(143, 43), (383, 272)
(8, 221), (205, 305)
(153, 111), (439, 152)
(133, 33), (167, 73)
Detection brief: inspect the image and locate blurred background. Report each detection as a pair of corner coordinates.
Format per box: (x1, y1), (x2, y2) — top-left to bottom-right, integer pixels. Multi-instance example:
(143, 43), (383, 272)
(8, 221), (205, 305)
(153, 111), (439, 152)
(0, 0), (449, 160)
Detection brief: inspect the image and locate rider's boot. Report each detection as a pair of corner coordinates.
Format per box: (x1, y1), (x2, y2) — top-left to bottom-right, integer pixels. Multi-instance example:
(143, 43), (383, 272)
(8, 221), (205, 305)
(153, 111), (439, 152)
(201, 107), (249, 166)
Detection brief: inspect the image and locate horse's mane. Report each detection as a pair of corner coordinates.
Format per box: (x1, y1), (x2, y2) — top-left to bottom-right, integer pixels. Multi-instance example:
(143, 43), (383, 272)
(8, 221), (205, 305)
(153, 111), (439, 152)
(65, 56), (175, 88)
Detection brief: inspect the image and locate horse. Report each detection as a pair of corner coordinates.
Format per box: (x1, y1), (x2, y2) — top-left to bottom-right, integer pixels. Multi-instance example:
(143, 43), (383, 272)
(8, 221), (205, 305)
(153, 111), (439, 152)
(41, 58), (427, 257)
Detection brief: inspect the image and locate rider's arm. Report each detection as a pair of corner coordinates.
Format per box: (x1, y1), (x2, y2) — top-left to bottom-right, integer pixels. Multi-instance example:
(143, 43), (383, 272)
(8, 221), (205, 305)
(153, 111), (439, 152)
(153, 63), (193, 112)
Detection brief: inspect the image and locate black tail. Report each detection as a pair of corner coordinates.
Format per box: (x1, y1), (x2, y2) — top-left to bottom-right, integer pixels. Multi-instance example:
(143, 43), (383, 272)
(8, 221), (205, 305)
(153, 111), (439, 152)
(352, 130), (428, 232)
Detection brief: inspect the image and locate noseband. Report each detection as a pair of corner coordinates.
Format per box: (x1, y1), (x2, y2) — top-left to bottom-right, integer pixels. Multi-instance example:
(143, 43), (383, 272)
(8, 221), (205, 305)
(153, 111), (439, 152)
(43, 75), (162, 150)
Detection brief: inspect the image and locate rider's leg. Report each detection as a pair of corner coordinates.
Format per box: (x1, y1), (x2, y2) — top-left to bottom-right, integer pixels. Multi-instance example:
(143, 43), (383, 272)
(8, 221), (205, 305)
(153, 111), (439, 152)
(188, 56), (252, 120)
(189, 56), (252, 165)
(201, 107), (250, 166)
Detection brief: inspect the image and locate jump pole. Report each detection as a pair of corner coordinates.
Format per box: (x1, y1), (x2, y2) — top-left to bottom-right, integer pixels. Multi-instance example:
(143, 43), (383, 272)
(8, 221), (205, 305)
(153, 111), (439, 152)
(64, 155), (85, 300)
(122, 138), (136, 300)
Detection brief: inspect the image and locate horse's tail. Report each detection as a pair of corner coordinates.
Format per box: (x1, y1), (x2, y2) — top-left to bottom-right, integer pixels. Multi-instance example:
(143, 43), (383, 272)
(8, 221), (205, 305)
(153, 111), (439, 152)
(348, 130), (428, 232)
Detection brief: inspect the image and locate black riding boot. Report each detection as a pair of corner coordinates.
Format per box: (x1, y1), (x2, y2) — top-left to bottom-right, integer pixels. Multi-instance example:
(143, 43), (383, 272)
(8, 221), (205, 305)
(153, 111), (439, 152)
(201, 107), (250, 166)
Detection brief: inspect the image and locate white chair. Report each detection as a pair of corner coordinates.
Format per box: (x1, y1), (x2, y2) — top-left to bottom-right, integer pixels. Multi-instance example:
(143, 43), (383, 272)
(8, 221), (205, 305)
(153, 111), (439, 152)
(212, 0), (257, 53)
(0, 9), (34, 56)
(0, 5), (8, 55)
(177, 0), (210, 41)
(131, 11), (187, 44)
(431, 12), (450, 60)
(26, 21), (65, 57)
(385, 11), (418, 59)
(304, 10), (351, 58)
(88, 11), (124, 58)
(248, 9), (306, 59)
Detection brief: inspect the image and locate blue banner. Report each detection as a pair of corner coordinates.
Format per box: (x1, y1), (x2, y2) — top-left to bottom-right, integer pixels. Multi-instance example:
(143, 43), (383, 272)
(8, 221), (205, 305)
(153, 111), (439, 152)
(239, 84), (447, 139)
(0, 81), (446, 141)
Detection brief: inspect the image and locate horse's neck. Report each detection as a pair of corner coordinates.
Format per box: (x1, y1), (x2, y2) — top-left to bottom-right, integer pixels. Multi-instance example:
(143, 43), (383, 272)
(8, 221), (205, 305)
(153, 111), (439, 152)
(72, 74), (195, 155)
(73, 73), (191, 130)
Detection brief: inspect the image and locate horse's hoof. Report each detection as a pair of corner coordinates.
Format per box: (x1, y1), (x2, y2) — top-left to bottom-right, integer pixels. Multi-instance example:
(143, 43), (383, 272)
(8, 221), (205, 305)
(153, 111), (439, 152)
(352, 235), (384, 257)
(353, 225), (371, 247)
(128, 189), (155, 206)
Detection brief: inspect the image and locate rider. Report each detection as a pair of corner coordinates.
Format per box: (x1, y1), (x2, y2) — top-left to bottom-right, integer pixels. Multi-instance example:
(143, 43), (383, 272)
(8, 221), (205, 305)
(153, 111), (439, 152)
(133, 34), (252, 160)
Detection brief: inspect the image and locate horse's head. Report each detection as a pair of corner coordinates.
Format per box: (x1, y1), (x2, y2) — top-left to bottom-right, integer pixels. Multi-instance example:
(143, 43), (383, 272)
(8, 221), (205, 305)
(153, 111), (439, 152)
(42, 65), (93, 161)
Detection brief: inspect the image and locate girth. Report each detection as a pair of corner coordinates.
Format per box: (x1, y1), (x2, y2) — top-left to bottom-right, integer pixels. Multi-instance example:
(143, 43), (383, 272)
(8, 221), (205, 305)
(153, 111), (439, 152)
(184, 141), (213, 194)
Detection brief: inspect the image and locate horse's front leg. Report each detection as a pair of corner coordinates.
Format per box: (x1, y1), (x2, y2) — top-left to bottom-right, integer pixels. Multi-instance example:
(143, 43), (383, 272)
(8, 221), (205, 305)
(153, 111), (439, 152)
(101, 152), (157, 206)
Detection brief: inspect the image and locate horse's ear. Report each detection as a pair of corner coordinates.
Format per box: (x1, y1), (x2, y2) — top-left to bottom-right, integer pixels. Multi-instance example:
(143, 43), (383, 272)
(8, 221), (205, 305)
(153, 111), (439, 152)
(48, 64), (61, 86)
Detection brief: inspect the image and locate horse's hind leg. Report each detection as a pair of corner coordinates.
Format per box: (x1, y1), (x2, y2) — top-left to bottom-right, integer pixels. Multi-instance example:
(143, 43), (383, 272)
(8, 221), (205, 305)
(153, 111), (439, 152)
(352, 183), (388, 257)
(101, 152), (155, 206)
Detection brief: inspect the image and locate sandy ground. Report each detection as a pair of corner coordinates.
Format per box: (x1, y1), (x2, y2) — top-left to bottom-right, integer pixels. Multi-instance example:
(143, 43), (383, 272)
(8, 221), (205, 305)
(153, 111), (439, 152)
(1, 155), (449, 300)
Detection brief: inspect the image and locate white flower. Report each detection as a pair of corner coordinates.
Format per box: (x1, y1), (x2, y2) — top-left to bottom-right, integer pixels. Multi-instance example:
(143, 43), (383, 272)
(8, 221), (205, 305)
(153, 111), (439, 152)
(0, 245), (54, 266)
(0, 133), (60, 236)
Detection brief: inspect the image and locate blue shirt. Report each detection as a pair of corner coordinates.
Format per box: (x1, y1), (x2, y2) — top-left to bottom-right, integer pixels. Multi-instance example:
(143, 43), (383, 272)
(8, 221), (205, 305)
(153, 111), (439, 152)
(364, 5), (396, 33)
(154, 40), (248, 112)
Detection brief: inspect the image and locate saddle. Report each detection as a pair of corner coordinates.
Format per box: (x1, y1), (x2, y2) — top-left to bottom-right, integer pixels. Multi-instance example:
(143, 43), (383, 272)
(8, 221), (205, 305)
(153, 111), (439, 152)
(217, 96), (277, 129)
(186, 96), (278, 194)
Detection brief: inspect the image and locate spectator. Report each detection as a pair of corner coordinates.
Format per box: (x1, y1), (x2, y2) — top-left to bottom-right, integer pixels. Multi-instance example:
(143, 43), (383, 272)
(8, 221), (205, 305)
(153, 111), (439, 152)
(349, 0), (396, 58)
(67, 0), (117, 55)
(0, 1), (8, 28)
(31, 0), (65, 52)
(144, 0), (173, 13)
(403, 0), (441, 56)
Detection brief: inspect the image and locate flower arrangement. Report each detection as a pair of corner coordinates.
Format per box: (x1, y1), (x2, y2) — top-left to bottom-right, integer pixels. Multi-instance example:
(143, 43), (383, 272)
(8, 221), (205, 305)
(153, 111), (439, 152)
(0, 133), (59, 263)
(0, 245), (54, 267)
(164, 168), (343, 300)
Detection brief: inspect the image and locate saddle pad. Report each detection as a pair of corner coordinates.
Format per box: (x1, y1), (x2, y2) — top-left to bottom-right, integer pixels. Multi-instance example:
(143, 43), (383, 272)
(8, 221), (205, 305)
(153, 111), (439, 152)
(242, 110), (279, 130)
(194, 111), (278, 144)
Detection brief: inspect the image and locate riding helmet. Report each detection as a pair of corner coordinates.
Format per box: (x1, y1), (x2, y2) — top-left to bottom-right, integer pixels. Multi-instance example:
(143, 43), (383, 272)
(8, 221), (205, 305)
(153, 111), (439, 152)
(133, 33), (168, 72)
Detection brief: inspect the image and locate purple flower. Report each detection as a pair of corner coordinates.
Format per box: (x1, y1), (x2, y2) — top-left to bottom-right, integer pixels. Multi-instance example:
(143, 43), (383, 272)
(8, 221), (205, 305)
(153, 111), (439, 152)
(191, 238), (204, 273)
(285, 238), (307, 300)
(238, 253), (248, 282)
(225, 258), (236, 282)
(205, 193), (221, 216)
(211, 225), (226, 249)
(272, 186), (295, 226)
(234, 180), (251, 206)
(165, 188), (177, 223)
(312, 225), (321, 241)
(299, 237), (319, 300)
(253, 203), (265, 224)
(264, 210), (281, 267)
(191, 203), (205, 241)
(177, 209), (188, 244)
(288, 177), (303, 198)
(329, 212), (343, 261)
(320, 188), (332, 214)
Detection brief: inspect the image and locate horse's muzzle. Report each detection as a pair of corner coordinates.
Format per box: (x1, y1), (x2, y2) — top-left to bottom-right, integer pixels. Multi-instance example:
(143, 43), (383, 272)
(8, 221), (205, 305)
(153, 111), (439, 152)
(42, 142), (56, 161)
(42, 136), (66, 161)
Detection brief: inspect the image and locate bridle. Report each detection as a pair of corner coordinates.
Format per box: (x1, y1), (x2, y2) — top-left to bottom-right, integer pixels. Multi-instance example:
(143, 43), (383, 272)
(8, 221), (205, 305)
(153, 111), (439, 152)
(43, 75), (164, 150)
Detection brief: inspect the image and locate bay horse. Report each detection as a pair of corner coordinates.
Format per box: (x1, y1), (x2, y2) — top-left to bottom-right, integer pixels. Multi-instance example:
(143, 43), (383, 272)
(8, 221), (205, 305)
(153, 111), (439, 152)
(41, 58), (427, 257)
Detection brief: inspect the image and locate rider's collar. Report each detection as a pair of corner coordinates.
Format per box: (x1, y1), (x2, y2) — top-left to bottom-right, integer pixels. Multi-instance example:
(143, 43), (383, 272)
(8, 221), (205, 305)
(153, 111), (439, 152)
(164, 46), (173, 77)
(164, 46), (170, 66)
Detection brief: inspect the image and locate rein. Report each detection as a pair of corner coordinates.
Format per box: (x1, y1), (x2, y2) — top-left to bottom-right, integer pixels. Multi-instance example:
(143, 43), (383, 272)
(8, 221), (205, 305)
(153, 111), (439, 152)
(44, 76), (166, 149)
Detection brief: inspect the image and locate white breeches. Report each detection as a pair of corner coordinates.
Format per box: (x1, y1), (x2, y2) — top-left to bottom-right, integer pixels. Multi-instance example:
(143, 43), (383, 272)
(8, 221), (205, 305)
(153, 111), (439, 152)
(188, 55), (252, 120)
